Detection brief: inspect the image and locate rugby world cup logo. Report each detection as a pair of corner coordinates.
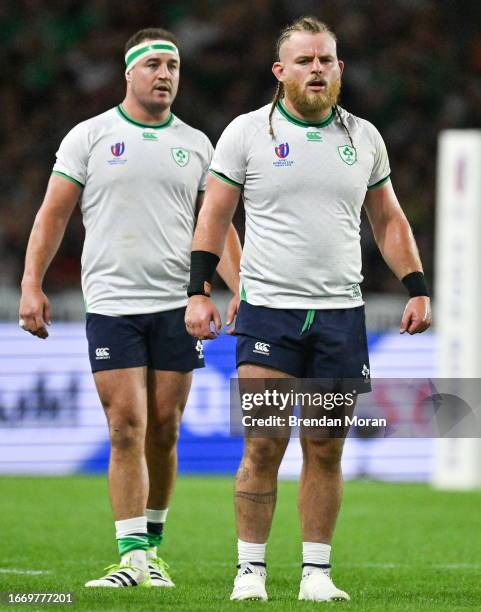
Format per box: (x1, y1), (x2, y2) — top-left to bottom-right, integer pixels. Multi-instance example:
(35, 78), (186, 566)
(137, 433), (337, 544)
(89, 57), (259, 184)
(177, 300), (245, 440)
(275, 142), (290, 159)
(111, 142), (125, 157)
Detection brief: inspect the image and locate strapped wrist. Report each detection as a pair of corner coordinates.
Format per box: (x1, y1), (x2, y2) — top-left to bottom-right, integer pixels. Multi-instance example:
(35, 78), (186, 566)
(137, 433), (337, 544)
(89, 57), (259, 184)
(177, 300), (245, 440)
(187, 251), (220, 297)
(402, 271), (429, 298)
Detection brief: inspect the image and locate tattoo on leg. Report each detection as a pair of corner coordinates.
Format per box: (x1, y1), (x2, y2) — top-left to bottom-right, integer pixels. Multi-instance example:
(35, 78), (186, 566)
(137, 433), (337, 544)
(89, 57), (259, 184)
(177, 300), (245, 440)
(235, 489), (277, 505)
(236, 465), (250, 483)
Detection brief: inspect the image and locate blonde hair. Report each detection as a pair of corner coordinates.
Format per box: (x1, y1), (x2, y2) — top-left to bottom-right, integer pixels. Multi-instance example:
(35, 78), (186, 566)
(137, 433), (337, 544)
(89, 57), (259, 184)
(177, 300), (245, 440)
(268, 15), (353, 151)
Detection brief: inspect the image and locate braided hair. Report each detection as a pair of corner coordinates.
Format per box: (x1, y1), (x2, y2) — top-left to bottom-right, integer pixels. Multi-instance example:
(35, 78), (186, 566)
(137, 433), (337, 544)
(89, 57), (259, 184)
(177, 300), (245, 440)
(268, 16), (355, 152)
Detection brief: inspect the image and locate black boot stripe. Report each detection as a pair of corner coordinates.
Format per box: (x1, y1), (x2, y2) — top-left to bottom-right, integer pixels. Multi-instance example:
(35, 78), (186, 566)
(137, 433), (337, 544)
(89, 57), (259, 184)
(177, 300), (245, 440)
(117, 572), (137, 586)
(111, 574), (128, 587)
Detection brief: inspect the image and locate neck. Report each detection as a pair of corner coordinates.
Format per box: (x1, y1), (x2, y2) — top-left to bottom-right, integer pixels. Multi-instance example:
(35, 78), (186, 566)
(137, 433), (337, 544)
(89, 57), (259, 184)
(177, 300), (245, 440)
(121, 95), (171, 124)
(282, 96), (332, 123)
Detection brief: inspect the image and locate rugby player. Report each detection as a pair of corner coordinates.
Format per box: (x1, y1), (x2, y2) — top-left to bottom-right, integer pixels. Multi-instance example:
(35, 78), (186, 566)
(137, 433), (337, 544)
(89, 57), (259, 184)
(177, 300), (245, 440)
(19, 28), (241, 588)
(185, 16), (431, 602)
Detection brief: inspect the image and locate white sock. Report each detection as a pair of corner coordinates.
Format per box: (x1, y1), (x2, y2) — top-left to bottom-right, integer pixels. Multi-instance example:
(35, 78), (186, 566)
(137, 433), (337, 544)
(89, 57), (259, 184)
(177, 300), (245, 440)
(115, 516), (147, 539)
(115, 516), (148, 567)
(238, 539), (266, 567)
(302, 542), (331, 576)
(146, 508), (169, 523)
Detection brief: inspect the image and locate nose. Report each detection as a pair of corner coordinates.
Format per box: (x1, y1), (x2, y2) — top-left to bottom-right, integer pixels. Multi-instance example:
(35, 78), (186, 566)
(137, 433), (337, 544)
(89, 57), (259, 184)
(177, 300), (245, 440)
(156, 63), (171, 79)
(312, 57), (323, 73)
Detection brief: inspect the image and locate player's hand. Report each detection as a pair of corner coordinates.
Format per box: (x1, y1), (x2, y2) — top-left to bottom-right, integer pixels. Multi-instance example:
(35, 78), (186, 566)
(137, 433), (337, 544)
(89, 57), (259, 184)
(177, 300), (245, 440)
(19, 284), (51, 339)
(185, 295), (222, 340)
(225, 292), (240, 335)
(400, 296), (431, 335)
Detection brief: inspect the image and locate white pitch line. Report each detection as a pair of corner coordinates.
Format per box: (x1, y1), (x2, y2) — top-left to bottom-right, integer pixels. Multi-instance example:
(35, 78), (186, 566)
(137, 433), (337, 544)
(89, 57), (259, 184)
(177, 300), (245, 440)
(191, 562), (481, 570)
(0, 568), (51, 575)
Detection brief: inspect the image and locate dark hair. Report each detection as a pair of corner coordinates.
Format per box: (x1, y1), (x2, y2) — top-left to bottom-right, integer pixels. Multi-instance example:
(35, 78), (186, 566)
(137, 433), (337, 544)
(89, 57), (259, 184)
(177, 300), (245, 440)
(268, 16), (354, 151)
(124, 28), (179, 55)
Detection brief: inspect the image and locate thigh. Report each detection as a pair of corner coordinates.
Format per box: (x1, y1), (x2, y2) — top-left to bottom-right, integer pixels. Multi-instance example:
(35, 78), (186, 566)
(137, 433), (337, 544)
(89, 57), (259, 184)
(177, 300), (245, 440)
(94, 366), (148, 427)
(148, 308), (204, 372)
(147, 369), (193, 425)
(86, 313), (148, 373)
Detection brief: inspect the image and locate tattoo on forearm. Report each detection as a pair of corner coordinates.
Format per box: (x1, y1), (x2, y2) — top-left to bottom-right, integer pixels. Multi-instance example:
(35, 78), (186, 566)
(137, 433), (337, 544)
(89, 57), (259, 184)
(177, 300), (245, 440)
(235, 489), (277, 504)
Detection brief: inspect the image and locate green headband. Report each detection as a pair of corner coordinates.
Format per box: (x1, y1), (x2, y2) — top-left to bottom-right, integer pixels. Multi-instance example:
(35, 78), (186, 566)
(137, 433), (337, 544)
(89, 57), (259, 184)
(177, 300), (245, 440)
(125, 40), (180, 73)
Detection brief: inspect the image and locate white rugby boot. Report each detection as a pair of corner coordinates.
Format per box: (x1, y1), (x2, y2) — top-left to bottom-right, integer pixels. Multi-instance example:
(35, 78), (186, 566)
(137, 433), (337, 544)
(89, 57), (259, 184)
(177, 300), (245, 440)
(230, 562), (268, 601)
(85, 549), (151, 588)
(298, 567), (350, 601)
(146, 547), (175, 587)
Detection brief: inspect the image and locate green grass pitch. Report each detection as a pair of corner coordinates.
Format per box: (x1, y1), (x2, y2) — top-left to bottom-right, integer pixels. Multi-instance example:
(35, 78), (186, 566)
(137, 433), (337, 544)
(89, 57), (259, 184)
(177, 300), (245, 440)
(0, 476), (480, 611)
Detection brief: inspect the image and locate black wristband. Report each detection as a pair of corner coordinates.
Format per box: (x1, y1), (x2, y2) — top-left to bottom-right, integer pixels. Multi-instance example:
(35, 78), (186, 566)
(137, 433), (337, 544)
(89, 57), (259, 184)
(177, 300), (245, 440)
(187, 250), (220, 297)
(402, 271), (429, 298)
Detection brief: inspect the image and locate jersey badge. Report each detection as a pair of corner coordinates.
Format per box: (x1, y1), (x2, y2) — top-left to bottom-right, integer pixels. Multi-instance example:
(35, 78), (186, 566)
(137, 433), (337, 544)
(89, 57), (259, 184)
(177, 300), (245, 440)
(338, 144), (357, 165)
(273, 142), (294, 167)
(111, 142), (125, 156)
(275, 142), (289, 158)
(108, 142), (127, 165)
(171, 147), (190, 167)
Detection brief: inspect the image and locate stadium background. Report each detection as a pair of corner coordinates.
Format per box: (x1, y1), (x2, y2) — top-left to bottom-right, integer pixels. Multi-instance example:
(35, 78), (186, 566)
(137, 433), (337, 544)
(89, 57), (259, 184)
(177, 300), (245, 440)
(1, 2), (480, 609)
(1, 0), (480, 477)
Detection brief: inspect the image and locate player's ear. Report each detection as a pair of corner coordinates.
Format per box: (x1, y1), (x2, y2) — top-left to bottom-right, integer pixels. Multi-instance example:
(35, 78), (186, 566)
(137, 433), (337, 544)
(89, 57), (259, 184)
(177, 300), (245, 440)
(272, 62), (284, 82)
(126, 71), (132, 83)
(338, 59), (345, 75)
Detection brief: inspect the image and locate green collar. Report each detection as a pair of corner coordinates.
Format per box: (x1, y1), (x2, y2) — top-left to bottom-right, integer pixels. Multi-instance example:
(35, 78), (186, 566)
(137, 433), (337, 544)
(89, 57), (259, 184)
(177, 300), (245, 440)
(116, 104), (173, 129)
(277, 100), (334, 128)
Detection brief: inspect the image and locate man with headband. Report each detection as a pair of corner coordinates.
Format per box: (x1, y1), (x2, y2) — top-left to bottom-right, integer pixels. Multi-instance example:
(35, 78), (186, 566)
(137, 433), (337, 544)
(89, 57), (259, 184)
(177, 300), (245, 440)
(19, 28), (241, 588)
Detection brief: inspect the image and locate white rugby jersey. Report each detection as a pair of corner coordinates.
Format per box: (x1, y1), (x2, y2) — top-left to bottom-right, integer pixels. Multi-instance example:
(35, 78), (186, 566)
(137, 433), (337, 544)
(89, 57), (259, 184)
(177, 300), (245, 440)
(53, 105), (213, 315)
(210, 101), (390, 309)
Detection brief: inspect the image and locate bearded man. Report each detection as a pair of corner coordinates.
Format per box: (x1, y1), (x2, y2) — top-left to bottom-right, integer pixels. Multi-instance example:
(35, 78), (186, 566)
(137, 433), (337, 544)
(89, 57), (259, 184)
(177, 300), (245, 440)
(185, 16), (431, 602)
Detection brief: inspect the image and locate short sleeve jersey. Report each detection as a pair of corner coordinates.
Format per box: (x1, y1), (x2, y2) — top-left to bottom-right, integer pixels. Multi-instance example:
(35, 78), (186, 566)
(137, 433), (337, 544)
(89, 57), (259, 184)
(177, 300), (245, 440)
(210, 101), (390, 309)
(53, 105), (213, 315)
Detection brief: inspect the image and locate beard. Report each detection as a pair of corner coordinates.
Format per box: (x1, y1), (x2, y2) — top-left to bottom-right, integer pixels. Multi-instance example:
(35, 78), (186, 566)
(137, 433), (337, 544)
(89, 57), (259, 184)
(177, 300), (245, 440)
(283, 76), (341, 115)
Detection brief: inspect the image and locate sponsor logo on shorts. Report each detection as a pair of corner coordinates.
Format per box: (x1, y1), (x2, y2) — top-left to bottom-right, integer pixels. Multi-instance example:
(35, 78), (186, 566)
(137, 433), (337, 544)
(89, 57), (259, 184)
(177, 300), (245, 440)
(95, 347), (110, 360)
(195, 340), (204, 359)
(362, 364), (370, 381)
(253, 342), (270, 356)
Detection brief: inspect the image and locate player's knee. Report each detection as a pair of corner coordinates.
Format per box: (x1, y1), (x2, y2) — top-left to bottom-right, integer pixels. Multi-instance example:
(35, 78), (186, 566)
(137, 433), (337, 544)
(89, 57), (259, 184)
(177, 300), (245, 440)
(108, 416), (145, 451)
(148, 419), (180, 452)
(243, 438), (286, 473)
(302, 438), (344, 470)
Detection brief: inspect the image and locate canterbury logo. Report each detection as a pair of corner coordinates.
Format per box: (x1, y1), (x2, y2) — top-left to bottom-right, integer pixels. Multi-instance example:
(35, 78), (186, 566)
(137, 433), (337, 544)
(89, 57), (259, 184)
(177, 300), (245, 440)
(253, 342), (270, 355)
(362, 364), (370, 381)
(95, 347), (110, 359)
(195, 340), (204, 359)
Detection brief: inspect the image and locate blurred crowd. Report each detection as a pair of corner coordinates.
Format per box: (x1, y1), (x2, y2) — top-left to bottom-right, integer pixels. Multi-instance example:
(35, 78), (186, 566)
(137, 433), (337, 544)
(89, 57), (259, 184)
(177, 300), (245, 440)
(1, 0), (480, 294)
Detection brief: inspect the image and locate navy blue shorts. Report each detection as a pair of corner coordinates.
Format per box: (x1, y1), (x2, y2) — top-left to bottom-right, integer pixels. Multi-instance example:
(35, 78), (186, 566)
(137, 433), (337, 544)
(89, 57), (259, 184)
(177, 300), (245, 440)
(235, 302), (371, 393)
(86, 308), (205, 373)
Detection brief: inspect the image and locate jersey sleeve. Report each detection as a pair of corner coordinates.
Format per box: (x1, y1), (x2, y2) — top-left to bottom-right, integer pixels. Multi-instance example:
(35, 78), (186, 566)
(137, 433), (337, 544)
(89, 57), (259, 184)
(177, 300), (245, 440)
(209, 115), (248, 188)
(367, 124), (391, 190)
(198, 136), (214, 192)
(52, 123), (89, 188)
